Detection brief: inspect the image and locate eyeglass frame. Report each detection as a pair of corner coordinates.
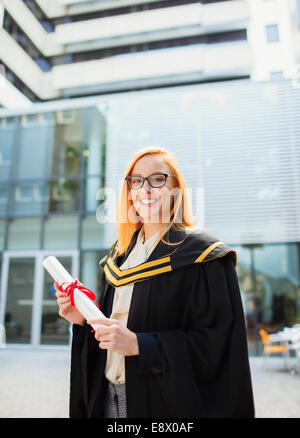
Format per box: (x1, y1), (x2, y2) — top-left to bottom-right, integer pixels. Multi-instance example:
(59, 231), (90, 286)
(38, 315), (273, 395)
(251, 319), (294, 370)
(125, 172), (176, 189)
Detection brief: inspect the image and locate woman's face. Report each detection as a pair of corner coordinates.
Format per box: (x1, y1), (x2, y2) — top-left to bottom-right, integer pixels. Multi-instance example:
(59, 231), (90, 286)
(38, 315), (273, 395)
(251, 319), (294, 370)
(128, 155), (177, 224)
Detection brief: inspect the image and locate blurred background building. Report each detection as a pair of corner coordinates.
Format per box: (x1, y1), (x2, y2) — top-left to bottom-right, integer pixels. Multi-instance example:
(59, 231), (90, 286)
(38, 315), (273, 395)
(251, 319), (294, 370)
(0, 0), (300, 353)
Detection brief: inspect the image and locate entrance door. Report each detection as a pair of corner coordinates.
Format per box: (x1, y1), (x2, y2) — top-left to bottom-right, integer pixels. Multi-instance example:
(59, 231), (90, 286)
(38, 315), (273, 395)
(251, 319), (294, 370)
(0, 250), (79, 347)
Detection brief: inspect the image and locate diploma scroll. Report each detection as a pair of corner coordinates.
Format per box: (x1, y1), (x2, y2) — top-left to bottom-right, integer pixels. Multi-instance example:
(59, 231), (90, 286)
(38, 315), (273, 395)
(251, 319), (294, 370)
(42, 256), (106, 330)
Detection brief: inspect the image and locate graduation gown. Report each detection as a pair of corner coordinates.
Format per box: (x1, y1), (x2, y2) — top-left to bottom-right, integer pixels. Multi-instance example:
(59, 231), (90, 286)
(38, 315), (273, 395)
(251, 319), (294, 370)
(69, 226), (255, 418)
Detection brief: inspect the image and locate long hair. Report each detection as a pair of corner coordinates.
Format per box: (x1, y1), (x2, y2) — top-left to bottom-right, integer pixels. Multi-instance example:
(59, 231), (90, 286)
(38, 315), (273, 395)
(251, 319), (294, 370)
(112, 146), (194, 259)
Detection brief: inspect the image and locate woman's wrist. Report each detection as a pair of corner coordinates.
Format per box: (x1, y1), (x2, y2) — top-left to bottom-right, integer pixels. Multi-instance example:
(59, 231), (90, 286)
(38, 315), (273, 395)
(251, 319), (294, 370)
(130, 333), (140, 356)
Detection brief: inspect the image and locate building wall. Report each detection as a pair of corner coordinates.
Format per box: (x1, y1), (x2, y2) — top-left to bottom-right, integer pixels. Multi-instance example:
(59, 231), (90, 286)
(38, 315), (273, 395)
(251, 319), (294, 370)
(102, 78), (300, 246)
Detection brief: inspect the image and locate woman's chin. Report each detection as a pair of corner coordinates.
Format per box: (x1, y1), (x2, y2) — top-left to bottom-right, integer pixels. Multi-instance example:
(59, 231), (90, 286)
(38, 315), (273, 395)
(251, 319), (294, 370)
(138, 211), (161, 223)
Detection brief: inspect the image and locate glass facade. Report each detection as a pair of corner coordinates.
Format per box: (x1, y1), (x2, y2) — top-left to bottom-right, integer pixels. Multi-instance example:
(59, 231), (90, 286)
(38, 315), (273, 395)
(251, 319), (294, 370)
(0, 105), (107, 347)
(0, 106), (106, 228)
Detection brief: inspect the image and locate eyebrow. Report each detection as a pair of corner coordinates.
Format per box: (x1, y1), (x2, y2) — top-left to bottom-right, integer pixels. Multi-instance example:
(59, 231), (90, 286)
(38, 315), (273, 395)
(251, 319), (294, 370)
(130, 171), (167, 176)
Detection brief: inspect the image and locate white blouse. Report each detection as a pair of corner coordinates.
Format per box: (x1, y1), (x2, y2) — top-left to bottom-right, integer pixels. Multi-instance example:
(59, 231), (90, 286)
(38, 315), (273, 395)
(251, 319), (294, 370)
(104, 226), (161, 384)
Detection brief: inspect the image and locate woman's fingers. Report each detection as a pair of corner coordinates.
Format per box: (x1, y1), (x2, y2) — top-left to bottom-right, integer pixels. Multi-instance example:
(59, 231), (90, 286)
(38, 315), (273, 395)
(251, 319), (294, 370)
(58, 301), (72, 317)
(98, 341), (112, 350)
(94, 326), (113, 341)
(55, 290), (68, 300)
(54, 279), (83, 292)
(87, 318), (117, 326)
(88, 320), (120, 342)
(57, 296), (70, 305)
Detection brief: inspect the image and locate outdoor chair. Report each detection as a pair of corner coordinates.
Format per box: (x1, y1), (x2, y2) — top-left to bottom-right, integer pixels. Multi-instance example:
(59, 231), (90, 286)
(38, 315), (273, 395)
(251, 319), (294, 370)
(259, 328), (289, 369)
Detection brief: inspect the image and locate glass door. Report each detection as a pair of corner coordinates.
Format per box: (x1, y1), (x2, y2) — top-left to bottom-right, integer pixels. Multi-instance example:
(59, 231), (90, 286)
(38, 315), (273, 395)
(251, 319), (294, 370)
(3, 257), (35, 344)
(0, 250), (79, 347)
(40, 256), (72, 345)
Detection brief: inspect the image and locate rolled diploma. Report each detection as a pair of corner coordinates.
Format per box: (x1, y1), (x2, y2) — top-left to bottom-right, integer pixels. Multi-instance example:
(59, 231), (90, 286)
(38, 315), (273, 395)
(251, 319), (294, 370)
(42, 256), (106, 330)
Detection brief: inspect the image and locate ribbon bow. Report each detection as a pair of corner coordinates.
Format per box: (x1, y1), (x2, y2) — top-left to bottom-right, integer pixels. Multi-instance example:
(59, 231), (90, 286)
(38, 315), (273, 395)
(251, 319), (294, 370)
(58, 279), (99, 309)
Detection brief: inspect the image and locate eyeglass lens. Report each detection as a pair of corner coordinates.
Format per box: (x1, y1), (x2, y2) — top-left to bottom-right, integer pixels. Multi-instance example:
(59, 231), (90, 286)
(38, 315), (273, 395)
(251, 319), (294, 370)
(127, 174), (166, 188)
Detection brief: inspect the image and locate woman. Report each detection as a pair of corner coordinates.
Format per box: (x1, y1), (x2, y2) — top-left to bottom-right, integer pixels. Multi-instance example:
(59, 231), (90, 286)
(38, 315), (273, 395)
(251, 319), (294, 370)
(55, 146), (255, 418)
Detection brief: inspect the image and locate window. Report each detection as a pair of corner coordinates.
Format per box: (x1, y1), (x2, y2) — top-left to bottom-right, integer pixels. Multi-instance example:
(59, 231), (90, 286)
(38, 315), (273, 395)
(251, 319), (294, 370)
(43, 215), (79, 249)
(266, 24), (280, 43)
(7, 217), (41, 250)
(0, 219), (5, 250)
(80, 251), (107, 295)
(16, 113), (53, 180)
(297, 0), (300, 26)
(49, 110), (82, 178)
(81, 215), (105, 250)
(84, 177), (104, 212)
(0, 118), (16, 181)
(11, 183), (46, 215)
(48, 179), (80, 213)
(0, 185), (9, 216)
(270, 71), (283, 80)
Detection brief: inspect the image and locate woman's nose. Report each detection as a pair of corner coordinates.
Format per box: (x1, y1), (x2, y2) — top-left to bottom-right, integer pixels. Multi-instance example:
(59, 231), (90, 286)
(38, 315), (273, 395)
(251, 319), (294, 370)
(140, 179), (152, 193)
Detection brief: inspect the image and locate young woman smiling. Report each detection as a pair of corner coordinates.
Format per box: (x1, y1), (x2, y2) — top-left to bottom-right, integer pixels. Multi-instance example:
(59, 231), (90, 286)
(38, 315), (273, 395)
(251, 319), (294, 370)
(55, 146), (255, 419)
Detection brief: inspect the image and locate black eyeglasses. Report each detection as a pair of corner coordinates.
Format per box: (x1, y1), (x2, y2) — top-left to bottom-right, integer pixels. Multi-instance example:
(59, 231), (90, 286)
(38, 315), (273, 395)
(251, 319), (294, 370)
(125, 173), (175, 189)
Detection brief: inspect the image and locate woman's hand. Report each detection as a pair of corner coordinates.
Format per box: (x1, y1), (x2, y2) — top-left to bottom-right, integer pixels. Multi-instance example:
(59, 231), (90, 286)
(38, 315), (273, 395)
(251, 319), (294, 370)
(87, 318), (139, 356)
(54, 280), (85, 326)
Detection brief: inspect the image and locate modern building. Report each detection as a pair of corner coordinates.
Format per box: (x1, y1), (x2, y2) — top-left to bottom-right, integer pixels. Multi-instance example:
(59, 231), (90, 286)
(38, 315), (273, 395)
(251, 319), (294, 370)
(1, 0), (300, 108)
(0, 0), (300, 353)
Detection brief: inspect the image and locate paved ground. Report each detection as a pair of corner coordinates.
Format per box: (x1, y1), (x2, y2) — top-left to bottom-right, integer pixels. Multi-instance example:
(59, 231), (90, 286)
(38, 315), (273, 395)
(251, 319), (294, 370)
(0, 347), (300, 418)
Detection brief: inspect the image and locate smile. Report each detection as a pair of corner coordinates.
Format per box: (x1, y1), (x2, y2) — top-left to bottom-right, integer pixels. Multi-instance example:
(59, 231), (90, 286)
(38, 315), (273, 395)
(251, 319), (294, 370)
(139, 199), (158, 205)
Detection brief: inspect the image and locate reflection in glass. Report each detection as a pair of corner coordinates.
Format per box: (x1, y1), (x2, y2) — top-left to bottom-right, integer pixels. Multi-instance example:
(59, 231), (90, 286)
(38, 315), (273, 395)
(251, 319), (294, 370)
(84, 177), (104, 212)
(43, 215), (78, 249)
(80, 251), (106, 296)
(40, 257), (71, 345)
(11, 183), (47, 215)
(234, 242), (300, 355)
(5, 258), (35, 344)
(16, 113), (53, 180)
(48, 179), (80, 213)
(7, 217), (41, 250)
(49, 110), (82, 177)
(83, 107), (106, 177)
(82, 215), (105, 250)
(0, 219), (5, 250)
(0, 117), (16, 181)
(0, 185), (9, 216)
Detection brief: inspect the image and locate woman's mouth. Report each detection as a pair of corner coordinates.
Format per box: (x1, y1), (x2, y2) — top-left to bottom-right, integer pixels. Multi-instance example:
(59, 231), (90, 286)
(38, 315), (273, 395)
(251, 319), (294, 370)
(139, 199), (158, 206)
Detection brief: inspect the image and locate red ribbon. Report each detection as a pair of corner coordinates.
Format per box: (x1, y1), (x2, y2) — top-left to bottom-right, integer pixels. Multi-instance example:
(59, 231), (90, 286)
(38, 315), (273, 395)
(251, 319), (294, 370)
(58, 279), (99, 309)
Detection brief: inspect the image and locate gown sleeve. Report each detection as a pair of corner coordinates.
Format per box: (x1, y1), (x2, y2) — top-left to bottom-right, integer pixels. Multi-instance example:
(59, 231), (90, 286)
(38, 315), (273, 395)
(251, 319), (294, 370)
(136, 332), (162, 374)
(69, 322), (89, 417)
(151, 254), (254, 418)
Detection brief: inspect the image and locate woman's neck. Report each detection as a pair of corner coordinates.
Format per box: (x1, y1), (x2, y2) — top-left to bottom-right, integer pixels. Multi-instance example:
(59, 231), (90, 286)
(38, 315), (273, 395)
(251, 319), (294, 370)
(141, 223), (167, 243)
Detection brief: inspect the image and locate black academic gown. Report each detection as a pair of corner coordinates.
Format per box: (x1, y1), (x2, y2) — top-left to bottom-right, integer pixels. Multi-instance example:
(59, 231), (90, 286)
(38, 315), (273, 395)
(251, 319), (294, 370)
(69, 226), (255, 418)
